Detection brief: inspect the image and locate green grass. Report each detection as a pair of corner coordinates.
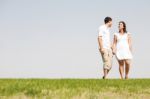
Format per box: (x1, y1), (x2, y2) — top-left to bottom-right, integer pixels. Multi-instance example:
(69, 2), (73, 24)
(0, 79), (150, 99)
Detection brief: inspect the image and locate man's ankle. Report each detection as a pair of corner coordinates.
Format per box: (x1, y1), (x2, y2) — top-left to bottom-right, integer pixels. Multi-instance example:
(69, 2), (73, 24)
(102, 76), (106, 79)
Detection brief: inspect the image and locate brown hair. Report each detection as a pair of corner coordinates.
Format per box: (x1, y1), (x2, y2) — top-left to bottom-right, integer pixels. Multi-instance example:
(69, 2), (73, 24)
(104, 17), (112, 24)
(119, 21), (127, 33)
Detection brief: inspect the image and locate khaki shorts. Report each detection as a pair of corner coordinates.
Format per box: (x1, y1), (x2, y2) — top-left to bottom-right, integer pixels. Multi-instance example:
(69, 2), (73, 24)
(99, 49), (113, 70)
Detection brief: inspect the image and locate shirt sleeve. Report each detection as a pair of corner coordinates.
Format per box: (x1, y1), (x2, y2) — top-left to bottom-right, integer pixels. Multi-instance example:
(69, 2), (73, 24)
(98, 27), (103, 37)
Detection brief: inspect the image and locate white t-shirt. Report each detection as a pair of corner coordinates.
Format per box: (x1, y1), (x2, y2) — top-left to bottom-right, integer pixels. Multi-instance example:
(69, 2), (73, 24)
(98, 25), (111, 49)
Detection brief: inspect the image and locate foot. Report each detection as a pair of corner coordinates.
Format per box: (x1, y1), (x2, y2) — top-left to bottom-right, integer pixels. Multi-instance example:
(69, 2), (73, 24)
(125, 76), (128, 79)
(102, 76), (106, 79)
(120, 75), (124, 79)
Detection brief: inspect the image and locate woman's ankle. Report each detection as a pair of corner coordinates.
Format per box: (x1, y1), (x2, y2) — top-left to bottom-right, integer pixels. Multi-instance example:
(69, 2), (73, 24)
(125, 76), (128, 79)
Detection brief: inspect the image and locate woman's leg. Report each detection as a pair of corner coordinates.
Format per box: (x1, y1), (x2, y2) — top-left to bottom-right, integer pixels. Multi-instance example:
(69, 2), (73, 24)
(118, 60), (125, 79)
(125, 59), (131, 79)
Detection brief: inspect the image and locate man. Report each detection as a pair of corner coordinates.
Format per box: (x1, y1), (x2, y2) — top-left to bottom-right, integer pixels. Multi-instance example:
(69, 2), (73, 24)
(98, 17), (113, 79)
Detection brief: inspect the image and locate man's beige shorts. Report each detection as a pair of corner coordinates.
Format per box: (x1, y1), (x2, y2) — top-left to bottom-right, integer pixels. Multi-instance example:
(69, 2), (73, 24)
(99, 49), (113, 70)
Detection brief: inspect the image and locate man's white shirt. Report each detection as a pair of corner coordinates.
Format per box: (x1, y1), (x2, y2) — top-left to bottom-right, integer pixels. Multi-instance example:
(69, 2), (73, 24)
(98, 25), (111, 50)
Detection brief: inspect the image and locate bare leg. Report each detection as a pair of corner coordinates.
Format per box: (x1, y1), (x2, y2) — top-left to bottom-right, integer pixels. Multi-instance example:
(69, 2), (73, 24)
(103, 69), (110, 79)
(125, 59), (131, 79)
(103, 69), (107, 79)
(103, 69), (108, 79)
(118, 60), (124, 79)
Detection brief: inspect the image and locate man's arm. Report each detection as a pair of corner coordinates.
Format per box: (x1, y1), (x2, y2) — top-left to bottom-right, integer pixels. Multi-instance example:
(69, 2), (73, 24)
(98, 36), (104, 53)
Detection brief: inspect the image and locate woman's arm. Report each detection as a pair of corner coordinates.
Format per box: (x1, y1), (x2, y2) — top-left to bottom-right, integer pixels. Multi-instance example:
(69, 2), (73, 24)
(112, 35), (117, 54)
(128, 33), (132, 52)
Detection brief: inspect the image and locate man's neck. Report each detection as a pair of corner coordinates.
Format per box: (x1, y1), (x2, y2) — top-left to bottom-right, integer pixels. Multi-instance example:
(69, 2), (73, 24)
(105, 24), (109, 28)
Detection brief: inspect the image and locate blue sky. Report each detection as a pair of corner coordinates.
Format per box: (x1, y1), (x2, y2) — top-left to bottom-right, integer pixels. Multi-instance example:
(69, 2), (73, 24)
(0, 0), (150, 78)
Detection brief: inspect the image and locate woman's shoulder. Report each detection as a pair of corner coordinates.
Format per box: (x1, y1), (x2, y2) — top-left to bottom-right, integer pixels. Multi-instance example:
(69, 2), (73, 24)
(127, 32), (131, 34)
(114, 32), (119, 36)
(126, 32), (131, 34)
(126, 32), (131, 36)
(126, 32), (132, 38)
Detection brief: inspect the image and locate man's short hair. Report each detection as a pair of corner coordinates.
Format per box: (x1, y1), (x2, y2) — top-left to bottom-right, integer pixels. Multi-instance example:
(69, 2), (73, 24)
(104, 17), (112, 24)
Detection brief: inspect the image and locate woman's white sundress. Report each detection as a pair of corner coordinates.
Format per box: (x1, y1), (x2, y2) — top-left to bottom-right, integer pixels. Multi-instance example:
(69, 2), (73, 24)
(114, 32), (133, 60)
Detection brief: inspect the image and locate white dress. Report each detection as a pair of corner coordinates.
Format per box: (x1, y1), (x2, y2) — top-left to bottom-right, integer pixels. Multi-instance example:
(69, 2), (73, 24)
(114, 32), (133, 60)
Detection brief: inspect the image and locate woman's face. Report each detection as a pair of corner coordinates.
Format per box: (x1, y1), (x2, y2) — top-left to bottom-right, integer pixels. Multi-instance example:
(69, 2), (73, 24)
(118, 22), (124, 30)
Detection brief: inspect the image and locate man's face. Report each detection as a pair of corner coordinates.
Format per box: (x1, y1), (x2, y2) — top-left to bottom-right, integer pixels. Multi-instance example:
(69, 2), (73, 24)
(108, 21), (112, 28)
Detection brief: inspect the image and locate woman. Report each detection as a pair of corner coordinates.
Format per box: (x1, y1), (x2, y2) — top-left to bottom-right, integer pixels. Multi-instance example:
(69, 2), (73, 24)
(112, 21), (132, 79)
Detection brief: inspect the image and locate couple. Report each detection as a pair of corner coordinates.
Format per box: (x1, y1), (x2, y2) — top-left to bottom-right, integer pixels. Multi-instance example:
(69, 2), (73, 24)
(98, 17), (132, 79)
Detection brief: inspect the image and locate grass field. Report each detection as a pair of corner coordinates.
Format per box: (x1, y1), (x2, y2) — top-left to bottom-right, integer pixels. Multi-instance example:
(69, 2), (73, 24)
(0, 79), (150, 99)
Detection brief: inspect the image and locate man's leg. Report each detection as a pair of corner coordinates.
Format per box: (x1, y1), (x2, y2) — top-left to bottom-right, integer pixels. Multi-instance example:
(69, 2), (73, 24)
(103, 68), (109, 79)
(102, 49), (110, 79)
(103, 49), (112, 79)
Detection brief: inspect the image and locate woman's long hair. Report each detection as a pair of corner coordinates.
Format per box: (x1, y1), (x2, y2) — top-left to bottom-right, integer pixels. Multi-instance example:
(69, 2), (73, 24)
(119, 21), (127, 33)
